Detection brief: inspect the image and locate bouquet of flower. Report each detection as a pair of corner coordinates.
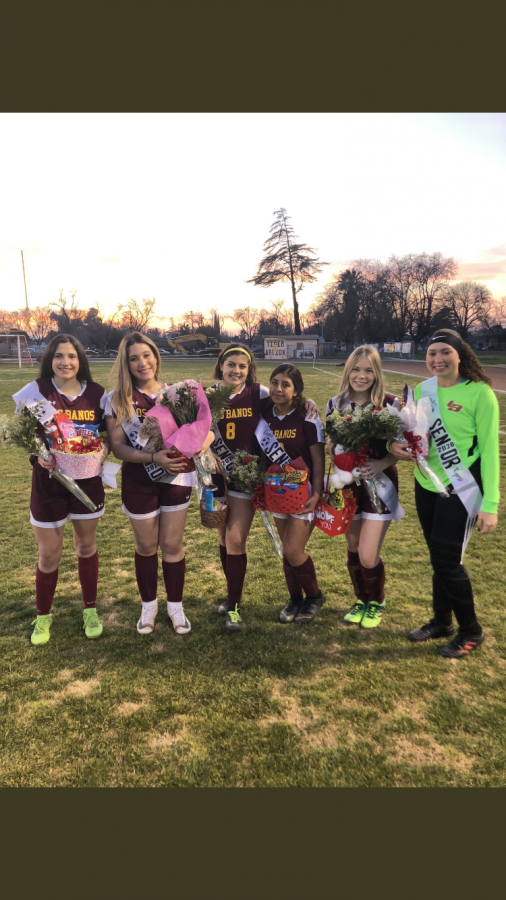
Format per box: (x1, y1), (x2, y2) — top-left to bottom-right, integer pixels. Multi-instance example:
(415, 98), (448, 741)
(0, 405), (99, 511)
(326, 404), (401, 511)
(204, 383), (235, 429)
(141, 380), (212, 486)
(227, 451), (283, 559)
(385, 386), (449, 497)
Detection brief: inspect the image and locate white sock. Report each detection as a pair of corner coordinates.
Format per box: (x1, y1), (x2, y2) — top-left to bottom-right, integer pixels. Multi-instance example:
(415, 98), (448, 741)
(142, 598), (158, 610)
(167, 600), (183, 614)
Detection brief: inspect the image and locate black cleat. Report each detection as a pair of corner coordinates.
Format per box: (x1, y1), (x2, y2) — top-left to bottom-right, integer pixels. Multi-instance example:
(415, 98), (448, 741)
(294, 591), (325, 623)
(225, 605), (243, 632)
(218, 598), (229, 615)
(408, 620), (455, 642)
(438, 630), (484, 659)
(279, 596), (304, 624)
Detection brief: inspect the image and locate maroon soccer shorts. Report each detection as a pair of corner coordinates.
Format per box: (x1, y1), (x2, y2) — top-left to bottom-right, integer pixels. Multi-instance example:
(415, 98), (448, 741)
(30, 463), (105, 528)
(121, 472), (192, 519)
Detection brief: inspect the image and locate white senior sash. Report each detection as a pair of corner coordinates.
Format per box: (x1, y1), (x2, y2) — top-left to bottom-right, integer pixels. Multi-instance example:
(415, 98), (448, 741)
(422, 377), (482, 551)
(118, 405), (177, 484)
(13, 382), (59, 424)
(373, 471), (405, 524)
(212, 416), (293, 475)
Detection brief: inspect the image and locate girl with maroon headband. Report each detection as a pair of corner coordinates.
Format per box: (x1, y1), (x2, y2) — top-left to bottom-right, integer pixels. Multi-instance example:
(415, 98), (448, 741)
(12, 334), (108, 646)
(106, 332), (214, 637)
(210, 344), (319, 633)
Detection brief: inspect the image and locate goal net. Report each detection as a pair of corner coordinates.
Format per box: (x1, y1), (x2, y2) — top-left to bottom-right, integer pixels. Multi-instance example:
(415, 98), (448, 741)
(0, 334), (34, 367)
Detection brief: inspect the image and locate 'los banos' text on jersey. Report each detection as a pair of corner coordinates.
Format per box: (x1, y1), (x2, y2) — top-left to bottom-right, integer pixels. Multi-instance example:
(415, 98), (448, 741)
(261, 406), (325, 480)
(214, 383), (269, 453)
(35, 378), (106, 445)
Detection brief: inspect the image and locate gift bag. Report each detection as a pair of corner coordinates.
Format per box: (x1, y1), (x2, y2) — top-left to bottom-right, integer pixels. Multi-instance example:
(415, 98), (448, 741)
(314, 462), (357, 535)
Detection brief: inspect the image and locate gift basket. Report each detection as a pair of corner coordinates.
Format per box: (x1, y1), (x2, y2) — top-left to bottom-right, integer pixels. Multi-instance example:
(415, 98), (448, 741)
(44, 413), (104, 479)
(200, 478), (228, 529)
(263, 459), (310, 515)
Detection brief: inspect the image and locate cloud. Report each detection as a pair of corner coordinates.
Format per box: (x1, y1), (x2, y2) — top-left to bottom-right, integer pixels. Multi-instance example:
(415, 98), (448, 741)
(457, 260), (506, 279)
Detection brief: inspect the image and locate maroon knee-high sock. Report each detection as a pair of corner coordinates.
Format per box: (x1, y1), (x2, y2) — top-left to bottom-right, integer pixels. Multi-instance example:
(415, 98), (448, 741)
(219, 543), (228, 577)
(227, 553), (247, 609)
(78, 552), (99, 608)
(35, 567), (58, 615)
(134, 551), (159, 603)
(292, 556), (319, 599)
(283, 556), (303, 599)
(347, 550), (369, 603)
(361, 560), (385, 604)
(162, 558), (186, 604)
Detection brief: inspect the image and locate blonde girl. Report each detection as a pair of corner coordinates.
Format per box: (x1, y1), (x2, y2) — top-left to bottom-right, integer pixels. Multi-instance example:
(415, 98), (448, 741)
(326, 345), (400, 629)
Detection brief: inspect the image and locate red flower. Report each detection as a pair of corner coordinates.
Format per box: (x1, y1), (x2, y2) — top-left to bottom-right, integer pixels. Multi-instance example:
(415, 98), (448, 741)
(346, 416), (352, 422)
(242, 456), (254, 464)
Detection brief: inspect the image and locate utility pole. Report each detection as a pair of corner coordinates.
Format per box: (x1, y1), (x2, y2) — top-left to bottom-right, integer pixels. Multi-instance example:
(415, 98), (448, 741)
(21, 250), (29, 312)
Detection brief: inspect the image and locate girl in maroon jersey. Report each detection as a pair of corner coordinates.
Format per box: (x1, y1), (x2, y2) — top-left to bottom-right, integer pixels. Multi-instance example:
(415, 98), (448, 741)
(210, 344), (270, 632)
(12, 334), (108, 646)
(325, 345), (401, 629)
(262, 364), (326, 625)
(211, 344), (320, 632)
(106, 332), (214, 637)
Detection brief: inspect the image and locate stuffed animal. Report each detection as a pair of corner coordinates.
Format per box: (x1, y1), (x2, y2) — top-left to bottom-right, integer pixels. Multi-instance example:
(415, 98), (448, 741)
(329, 446), (361, 490)
(138, 416), (165, 454)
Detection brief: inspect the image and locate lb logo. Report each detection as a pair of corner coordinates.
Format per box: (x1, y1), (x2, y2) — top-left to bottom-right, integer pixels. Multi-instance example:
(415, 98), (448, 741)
(447, 400), (463, 412)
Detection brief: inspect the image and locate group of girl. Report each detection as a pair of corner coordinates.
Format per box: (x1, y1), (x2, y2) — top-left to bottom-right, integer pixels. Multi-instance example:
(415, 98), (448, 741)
(15, 327), (499, 661)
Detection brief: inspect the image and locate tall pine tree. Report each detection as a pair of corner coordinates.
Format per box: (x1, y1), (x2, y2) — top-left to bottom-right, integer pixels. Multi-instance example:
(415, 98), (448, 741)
(248, 208), (327, 335)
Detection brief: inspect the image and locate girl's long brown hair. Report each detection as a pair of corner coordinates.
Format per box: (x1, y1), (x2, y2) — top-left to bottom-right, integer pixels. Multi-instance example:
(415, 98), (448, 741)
(212, 343), (258, 385)
(428, 328), (492, 386)
(336, 345), (385, 408)
(39, 334), (93, 384)
(110, 332), (161, 424)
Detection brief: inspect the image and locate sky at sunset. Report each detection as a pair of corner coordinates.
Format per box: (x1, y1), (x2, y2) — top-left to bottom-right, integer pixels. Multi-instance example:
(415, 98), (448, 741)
(1, 112), (505, 330)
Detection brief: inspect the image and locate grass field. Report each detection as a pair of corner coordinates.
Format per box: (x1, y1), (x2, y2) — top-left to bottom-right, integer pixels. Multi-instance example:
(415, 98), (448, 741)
(0, 360), (505, 787)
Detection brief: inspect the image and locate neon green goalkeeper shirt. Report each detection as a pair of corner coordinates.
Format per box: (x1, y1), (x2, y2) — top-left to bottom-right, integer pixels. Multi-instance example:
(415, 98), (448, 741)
(414, 379), (500, 514)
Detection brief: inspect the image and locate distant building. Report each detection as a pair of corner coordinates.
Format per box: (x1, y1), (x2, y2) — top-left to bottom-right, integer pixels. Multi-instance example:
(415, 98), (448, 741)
(263, 335), (321, 360)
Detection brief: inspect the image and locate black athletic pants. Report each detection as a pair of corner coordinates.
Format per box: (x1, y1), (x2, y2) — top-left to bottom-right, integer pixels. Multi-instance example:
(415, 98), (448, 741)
(414, 460), (482, 631)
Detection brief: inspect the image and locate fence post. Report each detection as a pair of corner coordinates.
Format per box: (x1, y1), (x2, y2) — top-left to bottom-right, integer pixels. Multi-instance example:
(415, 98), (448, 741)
(17, 335), (22, 368)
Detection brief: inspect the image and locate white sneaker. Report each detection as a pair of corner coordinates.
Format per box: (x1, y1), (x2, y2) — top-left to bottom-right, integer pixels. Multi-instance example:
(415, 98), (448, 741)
(137, 599), (158, 634)
(167, 602), (192, 635)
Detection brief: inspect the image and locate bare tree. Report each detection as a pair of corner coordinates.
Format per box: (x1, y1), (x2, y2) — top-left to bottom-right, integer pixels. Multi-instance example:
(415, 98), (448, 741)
(228, 307), (265, 346)
(248, 208), (328, 335)
(27, 306), (53, 346)
(50, 289), (85, 336)
(118, 298), (158, 333)
(443, 281), (493, 339)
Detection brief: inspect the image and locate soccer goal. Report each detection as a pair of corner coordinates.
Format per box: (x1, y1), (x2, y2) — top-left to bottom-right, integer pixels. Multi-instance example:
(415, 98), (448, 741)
(0, 334), (34, 367)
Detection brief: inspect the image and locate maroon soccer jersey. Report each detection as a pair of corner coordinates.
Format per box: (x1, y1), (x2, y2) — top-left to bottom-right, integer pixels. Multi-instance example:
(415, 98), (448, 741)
(25, 378), (106, 523)
(34, 378), (106, 445)
(261, 406), (325, 479)
(121, 388), (158, 488)
(215, 383), (268, 453)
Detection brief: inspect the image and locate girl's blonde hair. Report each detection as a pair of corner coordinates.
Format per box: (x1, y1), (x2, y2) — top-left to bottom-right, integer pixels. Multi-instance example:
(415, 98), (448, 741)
(110, 332), (161, 424)
(336, 345), (385, 408)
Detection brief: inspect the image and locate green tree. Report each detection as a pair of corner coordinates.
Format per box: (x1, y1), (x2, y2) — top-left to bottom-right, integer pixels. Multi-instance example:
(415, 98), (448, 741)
(248, 208), (327, 335)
